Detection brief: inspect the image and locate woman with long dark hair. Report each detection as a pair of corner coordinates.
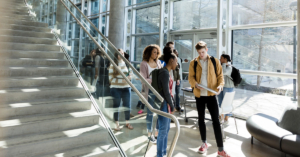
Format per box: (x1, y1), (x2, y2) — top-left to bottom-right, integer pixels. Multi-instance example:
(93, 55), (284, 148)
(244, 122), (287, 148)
(139, 44), (162, 143)
(109, 49), (133, 131)
(218, 54), (234, 124)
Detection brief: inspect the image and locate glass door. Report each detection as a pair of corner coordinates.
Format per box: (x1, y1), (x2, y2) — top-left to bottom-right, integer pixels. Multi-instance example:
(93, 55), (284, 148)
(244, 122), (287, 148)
(197, 32), (218, 58)
(171, 34), (193, 76)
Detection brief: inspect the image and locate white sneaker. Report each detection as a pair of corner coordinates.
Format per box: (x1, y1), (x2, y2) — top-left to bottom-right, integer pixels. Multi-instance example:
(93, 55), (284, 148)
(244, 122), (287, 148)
(198, 143), (208, 154)
(148, 135), (157, 143)
(223, 120), (229, 125)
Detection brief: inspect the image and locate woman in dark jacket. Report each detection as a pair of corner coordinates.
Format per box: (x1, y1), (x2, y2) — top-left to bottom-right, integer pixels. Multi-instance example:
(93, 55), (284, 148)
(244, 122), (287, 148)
(156, 47), (177, 157)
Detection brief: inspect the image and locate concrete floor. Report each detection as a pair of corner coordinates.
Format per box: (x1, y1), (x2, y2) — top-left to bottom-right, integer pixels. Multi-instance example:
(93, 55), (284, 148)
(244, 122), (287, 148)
(96, 93), (291, 157)
(232, 88), (297, 119)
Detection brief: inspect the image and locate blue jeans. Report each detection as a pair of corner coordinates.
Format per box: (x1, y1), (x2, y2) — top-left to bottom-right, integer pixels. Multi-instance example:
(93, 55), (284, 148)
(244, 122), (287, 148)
(146, 90), (156, 132)
(218, 87), (234, 117)
(157, 100), (170, 157)
(175, 80), (181, 108)
(110, 87), (131, 121)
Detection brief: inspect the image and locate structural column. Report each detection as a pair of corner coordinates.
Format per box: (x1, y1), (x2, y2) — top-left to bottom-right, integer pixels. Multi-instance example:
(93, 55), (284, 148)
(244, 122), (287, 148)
(56, 0), (68, 42)
(109, 0), (125, 49)
(297, 0), (300, 107)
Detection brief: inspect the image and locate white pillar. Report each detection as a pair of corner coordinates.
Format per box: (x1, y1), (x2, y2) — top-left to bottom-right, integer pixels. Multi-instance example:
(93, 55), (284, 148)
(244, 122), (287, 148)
(297, 1), (300, 107)
(109, 0), (125, 49)
(159, 0), (166, 50)
(217, 0), (225, 58)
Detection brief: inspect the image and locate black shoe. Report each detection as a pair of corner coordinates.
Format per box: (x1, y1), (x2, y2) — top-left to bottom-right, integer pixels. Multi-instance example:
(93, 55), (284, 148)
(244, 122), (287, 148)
(176, 107), (184, 112)
(136, 102), (141, 109)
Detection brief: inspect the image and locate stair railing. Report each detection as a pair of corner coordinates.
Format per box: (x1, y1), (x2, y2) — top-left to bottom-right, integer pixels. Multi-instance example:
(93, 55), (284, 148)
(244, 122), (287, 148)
(58, 1), (180, 156)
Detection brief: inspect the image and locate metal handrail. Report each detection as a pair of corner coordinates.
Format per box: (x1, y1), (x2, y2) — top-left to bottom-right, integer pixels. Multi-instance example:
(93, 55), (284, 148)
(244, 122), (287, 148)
(59, 1), (180, 157)
(64, 0), (164, 103)
(51, 30), (127, 157)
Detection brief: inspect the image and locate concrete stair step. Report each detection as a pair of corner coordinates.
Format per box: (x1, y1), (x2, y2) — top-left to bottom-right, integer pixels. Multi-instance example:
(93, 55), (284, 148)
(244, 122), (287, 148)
(0, 17), (48, 27)
(0, 86), (87, 104)
(0, 76), (79, 88)
(0, 66), (74, 77)
(0, 58), (68, 67)
(0, 35), (57, 45)
(0, 97), (91, 120)
(0, 50), (65, 59)
(0, 4), (28, 10)
(0, 110), (100, 138)
(1, 0), (28, 6)
(0, 14), (32, 21)
(0, 23), (51, 32)
(40, 143), (120, 157)
(0, 7), (29, 13)
(0, 42), (60, 51)
(0, 125), (110, 157)
(0, 12), (31, 18)
(0, 29), (54, 39)
(0, 10), (29, 16)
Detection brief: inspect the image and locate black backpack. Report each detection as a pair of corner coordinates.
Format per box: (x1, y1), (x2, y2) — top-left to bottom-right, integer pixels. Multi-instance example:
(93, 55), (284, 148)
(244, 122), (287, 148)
(192, 56), (217, 91)
(151, 68), (168, 93)
(82, 55), (95, 68)
(230, 66), (242, 87)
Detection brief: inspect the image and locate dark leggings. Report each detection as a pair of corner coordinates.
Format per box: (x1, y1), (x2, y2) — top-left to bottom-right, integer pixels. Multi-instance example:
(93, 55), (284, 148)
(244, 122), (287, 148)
(196, 96), (223, 147)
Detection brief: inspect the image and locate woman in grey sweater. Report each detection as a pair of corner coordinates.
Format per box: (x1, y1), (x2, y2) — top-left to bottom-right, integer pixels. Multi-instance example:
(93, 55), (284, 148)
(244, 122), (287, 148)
(218, 54), (234, 125)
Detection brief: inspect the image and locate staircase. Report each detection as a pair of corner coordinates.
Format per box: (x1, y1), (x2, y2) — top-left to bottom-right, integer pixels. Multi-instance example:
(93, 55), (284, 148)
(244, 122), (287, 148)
(0, 0), (120, 156)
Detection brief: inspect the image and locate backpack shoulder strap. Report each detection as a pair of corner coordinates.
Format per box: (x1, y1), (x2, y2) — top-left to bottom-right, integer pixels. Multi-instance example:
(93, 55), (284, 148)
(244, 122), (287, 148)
(210, 56), (217, 76)
(193, 58), (198, 75)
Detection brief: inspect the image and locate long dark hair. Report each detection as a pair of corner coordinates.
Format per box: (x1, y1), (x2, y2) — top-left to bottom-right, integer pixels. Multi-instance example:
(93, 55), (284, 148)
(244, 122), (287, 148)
(89, 49), (96, 60)
(221, 54), (231, 62)
(95, 47), (105, 57)
(142, 44), (161, 62)
(163, 47), (176, 64)
(111, 49), (124, 76)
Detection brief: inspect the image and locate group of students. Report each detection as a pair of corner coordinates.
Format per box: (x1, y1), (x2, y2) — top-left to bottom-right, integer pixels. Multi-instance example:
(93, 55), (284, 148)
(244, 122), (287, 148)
(82, 40), (234, 157)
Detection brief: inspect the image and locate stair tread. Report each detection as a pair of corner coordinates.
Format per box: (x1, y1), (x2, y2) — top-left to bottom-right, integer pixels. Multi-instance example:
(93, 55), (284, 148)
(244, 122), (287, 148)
(0, 50), (62, 54)
(40, 143), (119, 157)
(0, 97), (91, 108)
(0, 28), (53, 34)
(0, 23), (51, 32)
(0, 42), (58, 47)
(0, 85), (83, 93)
(0, 58), (66, 61)
(0, 35), (56, 41)
(0, 109), (97, 127)
(0, 75), (77, 81)
(0, 125), (105, 148)
(0, 66), (72, 69)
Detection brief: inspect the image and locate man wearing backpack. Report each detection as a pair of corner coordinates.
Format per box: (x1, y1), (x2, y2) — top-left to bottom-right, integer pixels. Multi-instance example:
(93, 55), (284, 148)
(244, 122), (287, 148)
(188, 41), (231, 157)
